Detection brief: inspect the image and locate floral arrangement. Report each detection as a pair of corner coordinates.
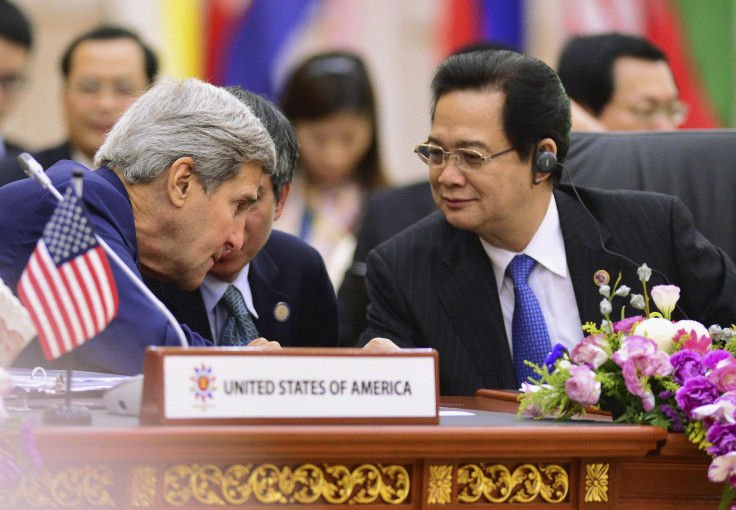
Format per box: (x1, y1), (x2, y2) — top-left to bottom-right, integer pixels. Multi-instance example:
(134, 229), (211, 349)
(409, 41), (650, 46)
(518, 264), (736, 509)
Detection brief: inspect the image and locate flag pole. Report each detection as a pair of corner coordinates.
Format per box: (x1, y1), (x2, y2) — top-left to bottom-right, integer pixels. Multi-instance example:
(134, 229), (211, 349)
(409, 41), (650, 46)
(42, 170), (92, 425)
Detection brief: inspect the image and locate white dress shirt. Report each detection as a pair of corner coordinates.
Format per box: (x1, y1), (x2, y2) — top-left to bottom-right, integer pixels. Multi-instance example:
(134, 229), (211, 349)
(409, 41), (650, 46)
(481, 194), (583, 353)
(200, 265), (259, 344)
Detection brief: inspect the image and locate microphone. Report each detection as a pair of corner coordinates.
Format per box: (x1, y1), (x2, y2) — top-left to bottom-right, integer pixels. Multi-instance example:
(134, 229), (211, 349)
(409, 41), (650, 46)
(19, 154), (191, 346)
(18, 152), (63, 201)
(559, 162), (689, 320)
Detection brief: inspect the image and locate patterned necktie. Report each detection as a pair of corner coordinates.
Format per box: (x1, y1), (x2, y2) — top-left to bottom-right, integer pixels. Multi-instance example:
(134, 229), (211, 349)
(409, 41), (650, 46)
(506, 254), (552, 386)
(220, 285), (259, 346)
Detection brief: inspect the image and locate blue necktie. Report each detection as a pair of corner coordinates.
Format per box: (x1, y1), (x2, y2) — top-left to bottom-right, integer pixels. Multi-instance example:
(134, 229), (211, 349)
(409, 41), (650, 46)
(220, 285), (259, 346)
(506, 254), (552, 386)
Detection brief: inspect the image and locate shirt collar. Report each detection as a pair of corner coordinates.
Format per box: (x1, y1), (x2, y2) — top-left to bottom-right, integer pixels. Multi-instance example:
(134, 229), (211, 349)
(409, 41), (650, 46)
(481, 194), (568, 291)
(200, 263), (259, 318)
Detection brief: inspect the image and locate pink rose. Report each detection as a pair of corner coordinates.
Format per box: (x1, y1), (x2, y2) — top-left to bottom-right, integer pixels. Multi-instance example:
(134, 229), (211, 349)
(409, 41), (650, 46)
(613, 316), (645, 334)
(709, 362), (736, 393)
(570, 334), (609, 368)
(565, 364), (601, 407)
(612, 336), (672, 412)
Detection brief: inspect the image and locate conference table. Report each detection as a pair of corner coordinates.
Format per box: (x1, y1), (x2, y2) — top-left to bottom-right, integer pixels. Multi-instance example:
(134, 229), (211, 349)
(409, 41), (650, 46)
(0, 388), (720, 510)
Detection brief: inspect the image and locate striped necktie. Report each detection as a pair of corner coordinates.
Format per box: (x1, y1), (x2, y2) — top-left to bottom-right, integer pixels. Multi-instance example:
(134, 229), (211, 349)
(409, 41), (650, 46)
(220, 285), (259, 346)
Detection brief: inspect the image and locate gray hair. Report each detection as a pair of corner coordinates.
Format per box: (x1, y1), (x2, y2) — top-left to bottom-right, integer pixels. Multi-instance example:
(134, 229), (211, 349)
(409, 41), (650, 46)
(95, 78), (275, 192)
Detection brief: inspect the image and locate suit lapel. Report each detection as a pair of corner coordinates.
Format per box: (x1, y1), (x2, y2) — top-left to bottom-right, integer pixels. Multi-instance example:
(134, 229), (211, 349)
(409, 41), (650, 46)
(249, 247), (288, 332)
(555, 188), (630, 325)
(436, 226), (516, 388)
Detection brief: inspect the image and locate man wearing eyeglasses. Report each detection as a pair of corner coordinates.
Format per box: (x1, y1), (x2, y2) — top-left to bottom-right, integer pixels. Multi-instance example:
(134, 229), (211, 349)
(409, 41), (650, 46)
(0, 0), (32, 159)
(0, 25), (156, 187)
(359, 49), (736, 396)
(558, 32), (687, 132)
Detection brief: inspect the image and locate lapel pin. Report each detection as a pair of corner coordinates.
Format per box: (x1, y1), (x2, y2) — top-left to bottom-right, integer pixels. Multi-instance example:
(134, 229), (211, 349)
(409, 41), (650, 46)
(593, 269), (610, 287)
(273, 302), (290, 322)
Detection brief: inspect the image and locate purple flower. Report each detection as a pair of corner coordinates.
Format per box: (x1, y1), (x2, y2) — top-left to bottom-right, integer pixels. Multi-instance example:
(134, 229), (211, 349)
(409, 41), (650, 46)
(613, 316), (645, 334)
(565, 364), (601, 407)
(669, 350), (706, 384)
(544, 344), (568, 374)
(660, 404), (684, 432)
(704, 349), (734, 370)
(676, 376), (721, 418)
(707, 422), (736, 457)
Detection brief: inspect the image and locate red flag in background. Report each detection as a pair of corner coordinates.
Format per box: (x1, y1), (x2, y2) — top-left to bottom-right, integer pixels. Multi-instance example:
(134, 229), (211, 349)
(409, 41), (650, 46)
(18, 187), (118, 360)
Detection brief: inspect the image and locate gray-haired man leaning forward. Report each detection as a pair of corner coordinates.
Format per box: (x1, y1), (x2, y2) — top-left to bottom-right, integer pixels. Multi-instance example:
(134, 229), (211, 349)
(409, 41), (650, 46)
(0, 78), (275, 375)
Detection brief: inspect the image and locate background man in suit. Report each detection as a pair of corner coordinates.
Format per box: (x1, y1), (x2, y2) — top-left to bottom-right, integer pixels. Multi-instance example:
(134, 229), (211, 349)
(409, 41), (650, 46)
(1, 78), (275, 374)
(0, 25), (157, 187)
(359, 49), (736, 396)
(0, 0), (33, 158)
(558, 32), (687, 131)
(148, 87), (338, 348)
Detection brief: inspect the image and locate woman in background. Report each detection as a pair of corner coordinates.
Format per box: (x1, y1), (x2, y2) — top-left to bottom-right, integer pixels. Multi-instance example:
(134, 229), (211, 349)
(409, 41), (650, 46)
(278, 50), (387, 287)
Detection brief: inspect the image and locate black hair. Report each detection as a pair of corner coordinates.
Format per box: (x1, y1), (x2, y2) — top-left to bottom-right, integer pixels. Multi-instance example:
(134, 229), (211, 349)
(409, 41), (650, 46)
(557, 32), (668, 116)
(0, 0), (32, 49)
(431, 49), (571, 184)
(278, 50), (386, 189)
(61, 25), (158, 84)
(224, 86), (298, 201)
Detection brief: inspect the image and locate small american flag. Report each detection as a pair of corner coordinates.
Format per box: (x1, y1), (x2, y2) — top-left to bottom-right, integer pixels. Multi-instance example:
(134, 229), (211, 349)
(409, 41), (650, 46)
(18, 186), (118, 360)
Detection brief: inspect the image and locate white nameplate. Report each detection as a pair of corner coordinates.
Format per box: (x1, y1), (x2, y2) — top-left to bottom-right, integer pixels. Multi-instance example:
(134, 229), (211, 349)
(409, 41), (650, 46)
(140, 347), (439, 424)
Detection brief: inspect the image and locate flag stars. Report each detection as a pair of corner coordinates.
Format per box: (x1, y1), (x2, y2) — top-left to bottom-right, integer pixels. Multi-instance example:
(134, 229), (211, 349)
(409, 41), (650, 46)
(42, 187), (99, 265)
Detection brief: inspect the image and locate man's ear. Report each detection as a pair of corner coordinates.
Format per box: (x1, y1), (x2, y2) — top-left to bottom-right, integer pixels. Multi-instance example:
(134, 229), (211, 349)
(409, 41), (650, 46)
(273, 183), (291, 221)
(167, 157), (197, 208)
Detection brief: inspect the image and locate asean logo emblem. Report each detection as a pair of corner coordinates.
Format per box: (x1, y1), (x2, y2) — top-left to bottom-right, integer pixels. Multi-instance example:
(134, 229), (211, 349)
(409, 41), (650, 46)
(191, 364), (217, 403)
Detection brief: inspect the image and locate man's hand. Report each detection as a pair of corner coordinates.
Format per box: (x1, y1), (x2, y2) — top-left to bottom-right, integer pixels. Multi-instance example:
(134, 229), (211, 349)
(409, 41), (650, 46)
(362, 337), (401, 352)
(248, 337), (282, 350)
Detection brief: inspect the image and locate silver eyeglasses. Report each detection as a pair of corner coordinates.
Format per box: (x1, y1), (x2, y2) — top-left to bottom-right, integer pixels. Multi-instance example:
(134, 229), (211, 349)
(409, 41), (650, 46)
(414, 143), (515, 172)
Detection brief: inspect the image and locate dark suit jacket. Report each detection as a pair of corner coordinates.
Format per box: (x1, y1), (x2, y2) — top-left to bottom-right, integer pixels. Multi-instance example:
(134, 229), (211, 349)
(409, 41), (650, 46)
(337, 181), (435, 345)
(358, 185), (736, 396)
(146, 230), (339, 348)
(0, 142), (72, 188)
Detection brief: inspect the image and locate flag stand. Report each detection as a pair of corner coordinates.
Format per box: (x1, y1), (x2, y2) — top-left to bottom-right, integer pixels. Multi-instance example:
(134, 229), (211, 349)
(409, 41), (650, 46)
(42, 358), (91, 425)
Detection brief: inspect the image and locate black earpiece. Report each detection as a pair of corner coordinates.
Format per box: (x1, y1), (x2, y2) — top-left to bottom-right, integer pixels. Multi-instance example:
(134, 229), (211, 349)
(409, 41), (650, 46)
(535, 150), (557, 174)
(532, 148), (557, 185)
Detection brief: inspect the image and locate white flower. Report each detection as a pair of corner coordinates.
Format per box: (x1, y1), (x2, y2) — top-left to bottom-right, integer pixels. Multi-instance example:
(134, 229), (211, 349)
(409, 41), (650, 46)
(598, 285), (610, 298)
(692, 399), (736, 424)
(632, 317), (680, 353)
(708, 452), (736, 483)
(615, 285), (631, 297)
(637, 264), (652, 282)
(630, 294), (646, 310)
(600, 298), (612, 315)
(650, 285), (680, 319)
